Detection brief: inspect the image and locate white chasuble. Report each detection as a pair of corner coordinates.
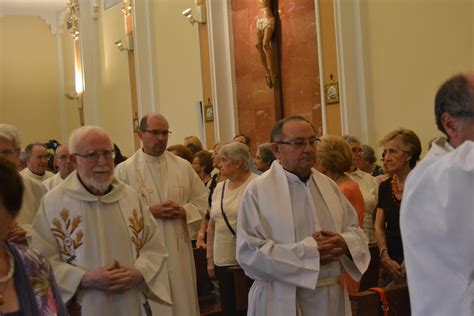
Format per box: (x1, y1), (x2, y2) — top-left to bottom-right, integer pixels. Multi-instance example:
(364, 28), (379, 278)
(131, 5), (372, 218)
(115, 150), (208, 316)
(18, 173), (46, 236)
(43, 173), (64, 191)
(21, 167), (55, 181)
(31, 172), (171, 316)
(401, 141), (474, 316)
(237, 162), (370, 316)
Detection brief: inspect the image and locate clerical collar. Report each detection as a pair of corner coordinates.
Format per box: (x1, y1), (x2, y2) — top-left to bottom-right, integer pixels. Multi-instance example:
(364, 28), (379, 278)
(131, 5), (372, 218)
(140, 148), (165, 162)
(282, 167), (313, 185)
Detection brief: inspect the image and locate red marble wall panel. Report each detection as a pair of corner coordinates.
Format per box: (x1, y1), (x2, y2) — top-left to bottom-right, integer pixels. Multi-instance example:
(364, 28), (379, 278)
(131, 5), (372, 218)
(231, 0), (322, 152)
(231, 0), (277, 153)
(279, 0), (322, 135)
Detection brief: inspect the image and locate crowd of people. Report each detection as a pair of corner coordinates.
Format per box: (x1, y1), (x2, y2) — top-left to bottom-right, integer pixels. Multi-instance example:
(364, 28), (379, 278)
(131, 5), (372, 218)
(0, 71), (473, 315)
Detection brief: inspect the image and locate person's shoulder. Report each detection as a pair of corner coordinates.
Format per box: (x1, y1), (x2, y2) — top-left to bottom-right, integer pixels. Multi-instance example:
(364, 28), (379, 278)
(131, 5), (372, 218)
(413, 141), (474, 181)
(22, 173), (47, 195)
(10, 242), (48, 266)
(116, 150), (139, 169)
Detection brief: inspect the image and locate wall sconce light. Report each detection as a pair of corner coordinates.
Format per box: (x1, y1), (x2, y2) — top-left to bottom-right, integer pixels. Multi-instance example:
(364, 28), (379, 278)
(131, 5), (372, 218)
(65, 92), (85, 126)
(114, 38), (133, 52)
(121, 2), (132, 16)
(182, 4), (206, 25)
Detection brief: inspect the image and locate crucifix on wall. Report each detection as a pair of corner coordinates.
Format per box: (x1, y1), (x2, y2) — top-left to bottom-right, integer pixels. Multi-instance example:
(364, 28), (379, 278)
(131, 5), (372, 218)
(256, 0), (277, 89)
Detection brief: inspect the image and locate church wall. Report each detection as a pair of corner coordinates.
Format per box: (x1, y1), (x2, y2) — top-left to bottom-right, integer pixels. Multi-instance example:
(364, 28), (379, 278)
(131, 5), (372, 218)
(0, 16), (62, 146)
(149, 0), (204, 149)
(61, 21), (82, 142)
(96, 4), (135, 157)
(360, 0), (473, 157)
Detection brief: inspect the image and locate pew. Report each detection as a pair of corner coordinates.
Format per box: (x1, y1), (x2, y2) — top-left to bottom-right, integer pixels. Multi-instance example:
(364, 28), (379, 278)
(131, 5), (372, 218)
(359, 244), (381, 291)
(350, 283), (411, 316)
(193, 248), (221, 315)
(227, 266), (250, 312)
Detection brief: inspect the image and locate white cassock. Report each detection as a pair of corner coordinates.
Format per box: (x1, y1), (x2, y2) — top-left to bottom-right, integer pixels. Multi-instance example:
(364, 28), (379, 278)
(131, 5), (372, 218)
(115, 150), (208, 316)
(43, 173), (64, 191)
(31, 171), (172, 315)
(21, 167), (55, 181)
(237, 162), (370, 316)
(18, 173), (46, 235)
(400, 141), (474, 316)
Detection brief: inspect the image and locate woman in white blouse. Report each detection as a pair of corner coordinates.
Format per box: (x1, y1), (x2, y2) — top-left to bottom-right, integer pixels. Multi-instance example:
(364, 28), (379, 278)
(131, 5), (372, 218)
(206, 142), (258, 316)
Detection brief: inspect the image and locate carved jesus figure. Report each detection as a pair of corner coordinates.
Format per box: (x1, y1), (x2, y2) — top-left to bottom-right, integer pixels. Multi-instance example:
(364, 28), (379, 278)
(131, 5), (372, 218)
(256, 0), (276, 88)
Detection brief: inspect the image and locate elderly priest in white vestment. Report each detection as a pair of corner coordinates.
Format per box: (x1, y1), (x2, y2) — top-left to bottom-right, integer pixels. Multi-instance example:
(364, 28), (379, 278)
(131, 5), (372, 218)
(115, 113), (208, 316)
(0, 124), (46, 244)
(43, 144), (76, 191)
(31, 126), (171, 315)
(236, 116), (370, 316)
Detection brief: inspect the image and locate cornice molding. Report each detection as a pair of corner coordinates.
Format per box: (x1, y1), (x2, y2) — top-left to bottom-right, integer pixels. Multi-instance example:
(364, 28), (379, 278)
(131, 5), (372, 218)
(0, 2), (68, 34)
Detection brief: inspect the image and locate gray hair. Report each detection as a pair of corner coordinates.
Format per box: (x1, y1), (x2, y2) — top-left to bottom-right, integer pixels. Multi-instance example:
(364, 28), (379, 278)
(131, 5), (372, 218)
(361, 144), (376, 164)
(69, 126), (112, 154)
(24, 142), (47, 160)
(257, 143), (276, 165)
(342, 135), (361, 145)
(435, 73), (474, 134)
(0, 124), (21, 149)
(219, 142), (251, 171)
(379, 128), (422, 169)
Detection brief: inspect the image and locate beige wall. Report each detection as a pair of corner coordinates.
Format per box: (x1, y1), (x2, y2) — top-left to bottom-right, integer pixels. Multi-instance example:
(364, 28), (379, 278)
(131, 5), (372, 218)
(360, 0), (474, 157)
(97, 5), (135, 156)
(149, 0), (204, 148)
(61, 21), (82, 140)
(0, 16), (62, 145)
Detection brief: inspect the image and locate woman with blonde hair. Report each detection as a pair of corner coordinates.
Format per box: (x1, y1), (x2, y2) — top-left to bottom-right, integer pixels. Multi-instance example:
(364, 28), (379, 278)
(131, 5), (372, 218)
(315, 135), (365, 293)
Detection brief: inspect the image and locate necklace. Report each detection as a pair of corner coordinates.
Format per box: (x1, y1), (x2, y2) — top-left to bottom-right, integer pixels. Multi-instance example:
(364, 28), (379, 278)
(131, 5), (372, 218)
(391, 175), (403, 206)
(0, 248), (14, 306)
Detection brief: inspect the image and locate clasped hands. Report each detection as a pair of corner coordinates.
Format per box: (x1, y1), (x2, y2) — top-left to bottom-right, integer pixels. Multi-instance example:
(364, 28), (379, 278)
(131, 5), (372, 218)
(81, 260), (143, 294)
(381, 255), (405, 279)
(313, 230), (348, 265)
(149, 201), (186, 220)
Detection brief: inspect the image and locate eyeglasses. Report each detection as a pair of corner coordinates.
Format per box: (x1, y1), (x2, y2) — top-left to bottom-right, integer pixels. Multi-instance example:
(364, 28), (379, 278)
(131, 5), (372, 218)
(74, 149), (115, 162)
(351, 147), (362, 154)
(0, 149), (16, 158)
(142, 130), (172, 137)
(274, 137), (320, 148)
(56, 154), (74, 161)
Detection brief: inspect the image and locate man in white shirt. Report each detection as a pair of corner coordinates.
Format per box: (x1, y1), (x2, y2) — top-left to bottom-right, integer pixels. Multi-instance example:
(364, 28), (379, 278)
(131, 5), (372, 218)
(21, 142), (55, 181)
(424, 72), (474, 159)
(32, 126), (171, 315)
(116, 113), (208, 316)
(401, 73), (474, 315)
(236, 116), (370, 316)
(43, 144), (76, 190)
(0, 124), (46, 243)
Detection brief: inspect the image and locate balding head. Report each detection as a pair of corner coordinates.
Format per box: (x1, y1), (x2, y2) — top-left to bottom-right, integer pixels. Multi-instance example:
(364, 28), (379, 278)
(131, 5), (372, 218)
(55, 144), (76, 179)
(138, 113), (170, 157)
